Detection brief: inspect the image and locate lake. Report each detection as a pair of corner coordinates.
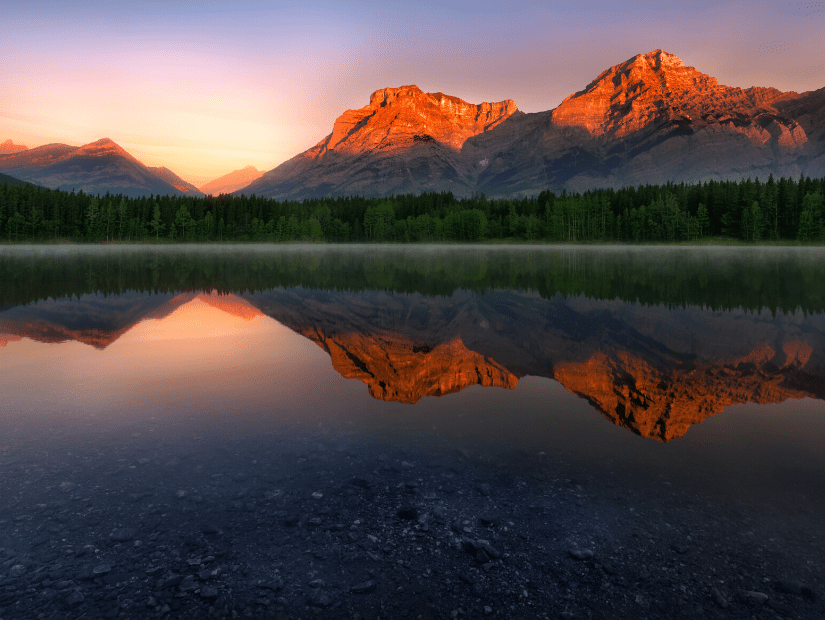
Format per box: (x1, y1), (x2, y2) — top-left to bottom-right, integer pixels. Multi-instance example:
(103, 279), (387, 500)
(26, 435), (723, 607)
(1, 244), (823, 620)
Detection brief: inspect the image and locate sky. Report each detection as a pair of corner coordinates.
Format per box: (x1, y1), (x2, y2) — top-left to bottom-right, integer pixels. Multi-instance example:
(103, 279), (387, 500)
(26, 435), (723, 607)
(2, 0), (824, 186)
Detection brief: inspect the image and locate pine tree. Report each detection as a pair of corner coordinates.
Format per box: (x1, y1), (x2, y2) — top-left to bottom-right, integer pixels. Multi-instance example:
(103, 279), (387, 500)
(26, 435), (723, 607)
(149, 203), (164, 240)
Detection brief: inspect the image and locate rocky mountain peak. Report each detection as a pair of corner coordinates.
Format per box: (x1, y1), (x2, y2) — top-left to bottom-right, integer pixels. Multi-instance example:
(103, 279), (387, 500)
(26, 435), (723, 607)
(551, 49), (731, 137)
(640, 48), (685, 69)
(314, 85), (518, 156)
(368, 84), (427, 107)
(71, 137), (140, 162)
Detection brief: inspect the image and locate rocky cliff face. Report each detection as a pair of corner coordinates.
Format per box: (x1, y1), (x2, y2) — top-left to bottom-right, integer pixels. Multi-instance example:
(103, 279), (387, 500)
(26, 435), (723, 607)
(551, 50), (799, 139)
(241, 87), (517, 199)
(245, 50), (824, 199)
(314, 86), (517, 156)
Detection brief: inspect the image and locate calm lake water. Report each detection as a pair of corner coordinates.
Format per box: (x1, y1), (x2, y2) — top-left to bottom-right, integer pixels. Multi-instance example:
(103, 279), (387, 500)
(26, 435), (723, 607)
(0, 245), (824, 618)
(2, 245), (823, 509)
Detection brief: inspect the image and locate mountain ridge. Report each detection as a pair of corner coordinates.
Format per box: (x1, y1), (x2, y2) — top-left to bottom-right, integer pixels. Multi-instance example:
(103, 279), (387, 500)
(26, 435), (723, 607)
(199, 165), (263, 195)
(0, 138), (197, 198)
(241, 49), (825, 199)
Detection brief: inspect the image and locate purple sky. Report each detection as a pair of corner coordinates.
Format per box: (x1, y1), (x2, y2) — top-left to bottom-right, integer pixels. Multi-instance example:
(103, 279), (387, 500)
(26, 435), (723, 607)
(2, 1), (823, 185)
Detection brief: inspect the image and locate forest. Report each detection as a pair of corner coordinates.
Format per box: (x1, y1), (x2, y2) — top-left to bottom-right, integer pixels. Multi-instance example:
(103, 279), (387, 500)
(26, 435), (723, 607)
(1, 174), (824, 243)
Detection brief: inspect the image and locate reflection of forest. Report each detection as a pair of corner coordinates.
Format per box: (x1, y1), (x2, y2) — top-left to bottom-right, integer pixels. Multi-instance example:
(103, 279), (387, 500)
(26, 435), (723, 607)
(2, 284), (823, 442)
(2, 246), (825, 314)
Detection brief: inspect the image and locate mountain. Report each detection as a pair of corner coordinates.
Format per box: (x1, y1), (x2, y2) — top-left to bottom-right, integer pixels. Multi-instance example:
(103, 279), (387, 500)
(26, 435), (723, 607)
(0, 138), (191, 198)
(241, 85), (517, 198)
(0, 140), (28, 155)
(149, 166), (204, 196)
(0, 172), (35, 187)
(469, 49), (819, 195)
(0, 143), (79, 177)
(200, 165), (263, 195)
(245, 50), (825, 199)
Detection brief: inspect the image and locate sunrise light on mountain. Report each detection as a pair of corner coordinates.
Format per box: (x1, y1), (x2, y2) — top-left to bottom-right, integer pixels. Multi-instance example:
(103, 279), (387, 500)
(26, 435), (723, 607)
(2, 1), (823, 185)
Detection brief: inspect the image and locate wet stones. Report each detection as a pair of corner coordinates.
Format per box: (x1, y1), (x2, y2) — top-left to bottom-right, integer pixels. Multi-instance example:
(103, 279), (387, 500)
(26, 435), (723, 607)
(63, 590), (85, 608)
(351, 579), (376, 594)
(200, 585), (219, 599)
(777, 579), (817, 599)
(179, 574), (199, 592)
(109, 527), (135, 543)
(2, 439), (823, 620)
(568, 548), (595, 561)
(91, 563), (111, 576)
(8, 564), (27, 577)
(710, 587), (728, 608)
(396, 505), (418, 520)
(462, 538), (500, 564)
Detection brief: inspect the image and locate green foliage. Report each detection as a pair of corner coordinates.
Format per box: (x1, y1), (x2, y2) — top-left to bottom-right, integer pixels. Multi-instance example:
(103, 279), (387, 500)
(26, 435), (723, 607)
(2, 175), (825, 244)
(797, 192), (823, 242)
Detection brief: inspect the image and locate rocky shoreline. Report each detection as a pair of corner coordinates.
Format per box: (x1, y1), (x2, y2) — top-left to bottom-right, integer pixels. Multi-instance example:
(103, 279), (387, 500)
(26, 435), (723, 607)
(0, 432), (822, 620)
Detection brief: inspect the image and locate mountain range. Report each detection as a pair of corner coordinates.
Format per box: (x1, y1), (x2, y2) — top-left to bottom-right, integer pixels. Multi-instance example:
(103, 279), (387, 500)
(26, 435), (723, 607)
(246, 50), (825, 198)
(3, 49), (824, 198)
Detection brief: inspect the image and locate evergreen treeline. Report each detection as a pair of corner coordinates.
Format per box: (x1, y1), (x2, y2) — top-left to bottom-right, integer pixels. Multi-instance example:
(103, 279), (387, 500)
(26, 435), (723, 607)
(2, 247), (823, 315)
(1, 175), (824, 243)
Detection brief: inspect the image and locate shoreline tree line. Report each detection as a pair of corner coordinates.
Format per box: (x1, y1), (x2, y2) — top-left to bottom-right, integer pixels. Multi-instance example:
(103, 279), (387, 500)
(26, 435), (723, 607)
(1, 174), (823, 243)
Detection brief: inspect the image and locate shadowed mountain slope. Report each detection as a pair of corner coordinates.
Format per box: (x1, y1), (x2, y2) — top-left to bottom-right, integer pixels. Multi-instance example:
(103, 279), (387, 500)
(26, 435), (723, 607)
(149, 167), (204, 196)
(0, 172), (35, 187)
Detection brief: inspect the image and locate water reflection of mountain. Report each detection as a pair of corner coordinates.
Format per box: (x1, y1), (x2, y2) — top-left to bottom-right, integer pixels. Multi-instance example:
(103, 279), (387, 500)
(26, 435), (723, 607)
(250, 289), (825, 441)
(3, 289), (822, 441)
(0, 292), (262, 349)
